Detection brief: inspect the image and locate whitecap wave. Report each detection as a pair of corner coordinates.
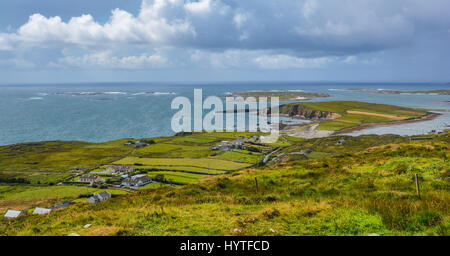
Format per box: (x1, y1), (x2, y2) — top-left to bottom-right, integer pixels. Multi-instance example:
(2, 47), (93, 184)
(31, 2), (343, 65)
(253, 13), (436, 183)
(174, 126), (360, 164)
(147, 92), (177, 95)
(56, 92), (127, 96)
(328, 88), (348, 91)
(103, 92), (127, 95)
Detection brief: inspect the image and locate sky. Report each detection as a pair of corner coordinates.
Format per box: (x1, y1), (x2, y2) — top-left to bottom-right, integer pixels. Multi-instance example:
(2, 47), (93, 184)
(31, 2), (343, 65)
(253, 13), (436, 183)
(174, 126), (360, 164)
(0, 0), (450, 84)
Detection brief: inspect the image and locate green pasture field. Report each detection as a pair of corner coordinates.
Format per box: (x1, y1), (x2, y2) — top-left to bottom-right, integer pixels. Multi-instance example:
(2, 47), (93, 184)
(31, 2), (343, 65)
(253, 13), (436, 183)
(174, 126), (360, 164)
(146, 171), (209, 184)
(213, 151), (262, 164)
(0, 139), (133, 184)
(113, 157), (251, 171)
(134, 165), (226, 175)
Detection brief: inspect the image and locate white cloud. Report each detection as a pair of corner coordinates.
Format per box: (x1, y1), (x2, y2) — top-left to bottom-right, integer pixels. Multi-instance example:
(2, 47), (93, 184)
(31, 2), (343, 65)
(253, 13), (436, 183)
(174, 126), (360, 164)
(301, 0), (318, 19)
(190, 49), (245, 68)
(3, 0), (442, 53)
(6, 1), (195, 50)
(341, 55), (378, 65)
(185, 0), (212, 15)
(17, 14), (106, 46)
(0, 33), (14, 50)
(343, 56), (357, 64)
(233, 13), (248, 29)
(253, 55), (333, 69)
(55, 51), (168, 69)
(0, 0), (449, 71)
(190, 49), (334, 69)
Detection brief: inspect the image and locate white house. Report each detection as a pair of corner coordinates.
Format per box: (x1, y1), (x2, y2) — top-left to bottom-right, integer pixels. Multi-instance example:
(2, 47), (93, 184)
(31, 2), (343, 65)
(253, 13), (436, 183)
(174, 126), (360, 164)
(33, 207), (52, 215)
(4, 210), (27, 219)
(122, 174), (152, 187)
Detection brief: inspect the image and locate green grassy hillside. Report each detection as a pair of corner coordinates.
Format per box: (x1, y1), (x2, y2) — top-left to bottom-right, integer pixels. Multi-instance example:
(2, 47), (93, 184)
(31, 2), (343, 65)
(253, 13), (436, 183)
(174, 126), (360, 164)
(0, 139), (134, 184)
(0, 132), (276, 212)
(1, 131), (448, 236)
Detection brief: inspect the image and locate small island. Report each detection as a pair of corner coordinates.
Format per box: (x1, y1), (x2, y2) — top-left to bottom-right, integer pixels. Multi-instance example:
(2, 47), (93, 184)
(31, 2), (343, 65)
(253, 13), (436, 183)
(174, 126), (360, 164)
(344, 88), (450, 95)
(222, 90), (330, 101)
(273, 101), (436, 138)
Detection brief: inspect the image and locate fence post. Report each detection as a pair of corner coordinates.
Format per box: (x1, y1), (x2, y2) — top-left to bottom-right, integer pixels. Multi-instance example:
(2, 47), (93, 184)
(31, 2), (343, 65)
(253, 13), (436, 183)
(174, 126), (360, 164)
(255, 177), (259, 193)
(415, 174), (421, 199)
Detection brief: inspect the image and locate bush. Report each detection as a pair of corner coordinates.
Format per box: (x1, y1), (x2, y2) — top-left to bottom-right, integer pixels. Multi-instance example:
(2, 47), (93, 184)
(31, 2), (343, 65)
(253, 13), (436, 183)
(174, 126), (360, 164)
(394, 163), (408, 174)
(0, 177), (30, 184)
(78, 194), (93, 198)
(415, 211), (442, 227)
(264, 194), (279, 202)
(262, 208), (281, 219)
(304, 188), (317, 197)
(154, 174), (166, 183)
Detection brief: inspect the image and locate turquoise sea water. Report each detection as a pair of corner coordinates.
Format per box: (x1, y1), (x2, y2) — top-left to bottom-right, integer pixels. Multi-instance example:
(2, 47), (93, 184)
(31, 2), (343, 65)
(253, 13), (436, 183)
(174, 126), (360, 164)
(0, 82), (448, 145)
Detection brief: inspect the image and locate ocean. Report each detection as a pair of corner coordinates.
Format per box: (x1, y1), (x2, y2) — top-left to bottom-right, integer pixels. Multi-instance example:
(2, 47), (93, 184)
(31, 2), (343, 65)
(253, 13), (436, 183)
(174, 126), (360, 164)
(0, 82), (448, 146)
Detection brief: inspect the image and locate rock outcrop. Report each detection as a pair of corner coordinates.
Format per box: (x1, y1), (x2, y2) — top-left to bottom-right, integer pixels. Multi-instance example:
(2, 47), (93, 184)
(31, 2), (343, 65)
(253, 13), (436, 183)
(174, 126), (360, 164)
(270, 104), (340, 120)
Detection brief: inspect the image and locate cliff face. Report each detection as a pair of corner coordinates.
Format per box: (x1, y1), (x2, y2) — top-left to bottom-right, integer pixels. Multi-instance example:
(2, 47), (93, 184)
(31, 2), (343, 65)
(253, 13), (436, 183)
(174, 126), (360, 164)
(274, 104), (340, 120)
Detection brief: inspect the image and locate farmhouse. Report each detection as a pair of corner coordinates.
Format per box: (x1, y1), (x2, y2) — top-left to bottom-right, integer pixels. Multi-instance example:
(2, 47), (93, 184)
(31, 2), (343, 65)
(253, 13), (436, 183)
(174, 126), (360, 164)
(122, 174), (152, 187)
(106, 165), (134, 174)
(33, 208), (52, 215)
(4, 210), (27, 219)
(124, 139), (155, 147)
(51, 202), (71, 210)
(337, 139), (346, 145)
(212, 138), (249, 151)
(211, 141), (231, 151)
(72, 167), (88, 173)
(88, 191), (111, 204)
(232, 140), (244, 147)
(250, 135), (259, 142)
(135, 140), (152, 147)
(79, 175), (102, 184)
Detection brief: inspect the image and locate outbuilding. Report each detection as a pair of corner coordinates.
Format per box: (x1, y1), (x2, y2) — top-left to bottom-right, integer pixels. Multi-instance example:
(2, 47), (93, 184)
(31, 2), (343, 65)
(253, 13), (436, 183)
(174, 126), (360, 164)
(33, 207), (52, 215)
(88, 191), (112, 204)
(4, 210), (27, 219)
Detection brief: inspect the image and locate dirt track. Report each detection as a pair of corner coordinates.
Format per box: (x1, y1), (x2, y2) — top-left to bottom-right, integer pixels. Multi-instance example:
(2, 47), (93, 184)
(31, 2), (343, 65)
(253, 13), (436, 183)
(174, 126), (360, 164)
(346, 110), (407, 120)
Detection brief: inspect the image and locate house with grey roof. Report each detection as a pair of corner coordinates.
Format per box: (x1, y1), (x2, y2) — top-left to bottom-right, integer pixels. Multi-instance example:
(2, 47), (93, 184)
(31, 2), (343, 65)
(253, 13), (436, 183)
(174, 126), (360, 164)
(122, 174), (152, 187)
(72, 167), (88, 173)
(79, 174), (102, 184)
(51, 202), (71, 210)
(33, 207), (52, 215)
(337, 139), (346, 145)
(88, 191), (111, 204)
(4, 210), (27, 219)
(106, 165), (134, 174)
